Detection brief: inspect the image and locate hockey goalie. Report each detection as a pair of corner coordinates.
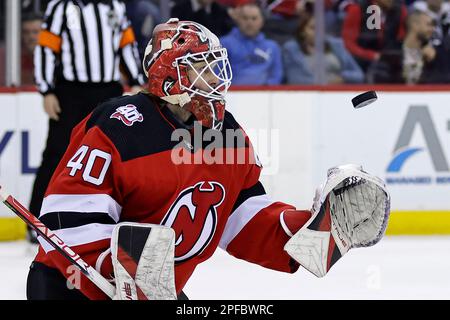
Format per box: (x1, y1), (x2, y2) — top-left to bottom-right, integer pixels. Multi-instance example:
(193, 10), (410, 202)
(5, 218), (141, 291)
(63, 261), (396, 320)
(26, 18), (390, 300)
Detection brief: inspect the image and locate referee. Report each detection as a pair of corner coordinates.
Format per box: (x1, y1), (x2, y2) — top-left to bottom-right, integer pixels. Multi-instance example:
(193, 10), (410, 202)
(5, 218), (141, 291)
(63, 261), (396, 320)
(29, 0), (145, 242)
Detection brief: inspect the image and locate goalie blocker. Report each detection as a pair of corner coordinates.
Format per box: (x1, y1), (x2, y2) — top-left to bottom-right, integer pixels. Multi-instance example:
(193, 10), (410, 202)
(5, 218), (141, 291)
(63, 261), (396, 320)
(284, 164), (390, 278)
(26, 221), (179, 300)
(111, 223), (177, 300)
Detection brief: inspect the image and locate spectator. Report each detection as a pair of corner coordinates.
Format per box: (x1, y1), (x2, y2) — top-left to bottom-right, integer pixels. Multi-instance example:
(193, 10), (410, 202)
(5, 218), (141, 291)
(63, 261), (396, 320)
(220, 2), (283, 85)
(403, 11), (435, 83)
(262, 0), (303, 45)
(171, 0), (234, 37)
(21, 12), (42, 85)
(342, 0), (408, 74)
(0, 12), (42, 86)
(411, 0), (450, 42)
(326, 0), (355, 37)
(419, 21), (450, 83)
(283, 13), (364, 84)
(125, 0), (162, 59)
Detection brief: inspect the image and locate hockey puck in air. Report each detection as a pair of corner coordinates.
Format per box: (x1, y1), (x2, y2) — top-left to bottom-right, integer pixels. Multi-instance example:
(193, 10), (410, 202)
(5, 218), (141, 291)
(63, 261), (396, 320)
(351, 91), (377, 109)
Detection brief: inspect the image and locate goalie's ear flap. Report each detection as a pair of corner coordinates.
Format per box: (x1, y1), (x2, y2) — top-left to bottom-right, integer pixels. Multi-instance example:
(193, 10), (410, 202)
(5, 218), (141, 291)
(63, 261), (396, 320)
(111, 222), (177, 300)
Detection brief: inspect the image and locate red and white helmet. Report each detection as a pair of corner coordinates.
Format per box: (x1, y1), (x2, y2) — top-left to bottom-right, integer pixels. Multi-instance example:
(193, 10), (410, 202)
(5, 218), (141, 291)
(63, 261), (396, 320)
(143, 18), (232, 130)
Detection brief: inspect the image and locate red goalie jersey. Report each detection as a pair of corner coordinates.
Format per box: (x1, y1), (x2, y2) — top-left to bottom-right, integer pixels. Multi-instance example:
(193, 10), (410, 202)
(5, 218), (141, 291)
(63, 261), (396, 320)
(33, 93), (311, 299)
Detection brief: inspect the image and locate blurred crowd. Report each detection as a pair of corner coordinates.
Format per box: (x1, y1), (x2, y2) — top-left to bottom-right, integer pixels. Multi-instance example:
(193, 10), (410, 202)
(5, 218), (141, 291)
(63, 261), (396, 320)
(1, 0), (450, 86)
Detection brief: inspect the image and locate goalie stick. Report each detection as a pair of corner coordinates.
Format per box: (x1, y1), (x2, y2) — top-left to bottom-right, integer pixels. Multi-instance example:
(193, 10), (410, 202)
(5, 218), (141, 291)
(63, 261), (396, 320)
(0, 184), (116, 298)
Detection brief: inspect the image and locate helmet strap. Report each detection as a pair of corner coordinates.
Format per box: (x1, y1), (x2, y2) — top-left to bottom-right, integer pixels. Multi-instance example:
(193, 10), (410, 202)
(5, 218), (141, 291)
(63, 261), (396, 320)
(161, 92), (191, 107)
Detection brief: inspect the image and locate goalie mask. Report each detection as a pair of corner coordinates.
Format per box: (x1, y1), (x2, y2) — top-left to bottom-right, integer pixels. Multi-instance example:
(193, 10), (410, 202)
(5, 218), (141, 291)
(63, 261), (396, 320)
(143, 18), (232, 130)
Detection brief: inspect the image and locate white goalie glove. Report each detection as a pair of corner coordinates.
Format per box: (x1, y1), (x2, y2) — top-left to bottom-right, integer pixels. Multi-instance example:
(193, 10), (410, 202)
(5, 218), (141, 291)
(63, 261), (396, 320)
(284, 164), (390, 278)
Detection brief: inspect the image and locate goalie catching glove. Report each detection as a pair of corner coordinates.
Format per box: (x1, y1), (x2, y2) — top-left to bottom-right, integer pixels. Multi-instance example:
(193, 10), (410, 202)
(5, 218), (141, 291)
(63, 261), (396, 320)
(284, 164), (390, 278)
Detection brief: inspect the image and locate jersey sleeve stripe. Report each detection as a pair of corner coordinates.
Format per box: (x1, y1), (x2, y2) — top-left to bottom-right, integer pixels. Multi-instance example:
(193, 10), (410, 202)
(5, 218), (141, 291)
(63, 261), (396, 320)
(40, 211), (117, 230)
(279, 211), (294, 237)
(219, 194), (275, 249)
(38, 223), (115, 253)
(40, 194), (122, 222)
(231, 181), (266, 213)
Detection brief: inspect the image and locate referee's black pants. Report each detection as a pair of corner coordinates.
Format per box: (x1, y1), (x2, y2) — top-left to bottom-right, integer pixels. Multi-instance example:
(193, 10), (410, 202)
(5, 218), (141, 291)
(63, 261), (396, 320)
(29, 81), (123, 218)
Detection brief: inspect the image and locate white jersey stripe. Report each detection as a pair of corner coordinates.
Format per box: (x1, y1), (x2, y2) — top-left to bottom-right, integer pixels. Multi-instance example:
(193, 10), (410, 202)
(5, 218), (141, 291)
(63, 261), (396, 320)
(61, 32), (75, 80)
(40, 194), (122, 223)
(279, 211), (294, 237)
(219, 194), (275, 250)
(43, 0), (60, 18)
(84, 4), (101, 82)
(44, 47), (56, 83)
(121, 45), (139, 79)
(99, 4), (114, 82)
(33, 47), (47, 93)
(38, 223), (115, 253)
(113, 47), (121, 81)
(69, 25), (88, 82)
(49, 1), (64, 35)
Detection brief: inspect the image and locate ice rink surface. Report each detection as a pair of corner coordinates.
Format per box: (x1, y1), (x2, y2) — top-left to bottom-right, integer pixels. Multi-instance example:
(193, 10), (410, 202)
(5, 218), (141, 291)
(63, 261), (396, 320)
(1, 236), (449, 300)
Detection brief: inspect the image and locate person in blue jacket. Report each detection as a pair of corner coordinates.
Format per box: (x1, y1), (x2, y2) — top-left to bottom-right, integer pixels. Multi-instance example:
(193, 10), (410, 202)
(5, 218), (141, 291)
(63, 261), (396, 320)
(283, 13), (365, 84)
(220, 2), (283, 85)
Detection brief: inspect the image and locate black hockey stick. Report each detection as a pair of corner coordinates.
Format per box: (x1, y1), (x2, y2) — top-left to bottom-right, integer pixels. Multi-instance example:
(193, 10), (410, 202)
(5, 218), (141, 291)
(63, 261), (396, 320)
(0, 185), (116, 298)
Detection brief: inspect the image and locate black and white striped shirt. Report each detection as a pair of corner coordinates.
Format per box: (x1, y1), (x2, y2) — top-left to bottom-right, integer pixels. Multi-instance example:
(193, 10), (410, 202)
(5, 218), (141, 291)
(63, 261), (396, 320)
(34, 0), (145, 95)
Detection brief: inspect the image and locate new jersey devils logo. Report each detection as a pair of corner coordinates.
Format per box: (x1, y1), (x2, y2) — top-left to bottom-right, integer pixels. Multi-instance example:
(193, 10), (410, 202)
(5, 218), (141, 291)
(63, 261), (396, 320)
(161, 181), (225, 263)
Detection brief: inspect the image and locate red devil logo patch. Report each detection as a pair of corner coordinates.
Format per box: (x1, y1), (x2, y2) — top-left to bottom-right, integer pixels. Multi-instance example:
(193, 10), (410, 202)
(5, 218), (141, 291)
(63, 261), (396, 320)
(161, 181), (225, 263)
